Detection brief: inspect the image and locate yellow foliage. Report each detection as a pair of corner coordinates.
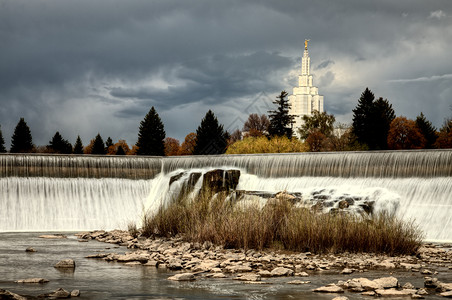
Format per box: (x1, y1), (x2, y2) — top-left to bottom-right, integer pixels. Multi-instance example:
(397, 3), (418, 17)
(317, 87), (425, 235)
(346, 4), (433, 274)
(226, 136), (307, 154)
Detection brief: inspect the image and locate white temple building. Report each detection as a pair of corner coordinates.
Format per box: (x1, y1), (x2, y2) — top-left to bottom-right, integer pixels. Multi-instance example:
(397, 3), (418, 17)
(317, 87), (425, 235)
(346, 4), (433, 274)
(288, 40), (324, 137)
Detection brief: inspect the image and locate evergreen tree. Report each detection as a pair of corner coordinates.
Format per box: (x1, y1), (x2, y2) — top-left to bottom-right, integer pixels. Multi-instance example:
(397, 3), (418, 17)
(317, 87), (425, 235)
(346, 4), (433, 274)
(105, 137), (113, 151)
(352, 88), (395, 150)
(136, 107), (166, 156)
(10, 118), (34, 153)
(268, 91), (294, 138)
(91, 133), (106, 155)
(0, 126), (6, 153)
(48, 131), (72, 154)
(416, 112), (438, 148)
(73, 135), (84, 154)
(193, 110), (228, 155)
(115, 145), (126, 155)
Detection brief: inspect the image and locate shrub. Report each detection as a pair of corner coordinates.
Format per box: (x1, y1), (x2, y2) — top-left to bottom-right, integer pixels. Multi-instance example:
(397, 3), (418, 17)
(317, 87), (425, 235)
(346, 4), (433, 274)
(226, 136), (307, 154)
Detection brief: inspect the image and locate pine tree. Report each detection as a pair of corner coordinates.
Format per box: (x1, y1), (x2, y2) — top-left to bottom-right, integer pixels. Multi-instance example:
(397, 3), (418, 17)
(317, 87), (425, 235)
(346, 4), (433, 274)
(193, 110), (228, 155)
(48, 131), (72, 154)
(0, 126), (6, 153)
(136, 107), (166, 156)
(115, 145), (126, 155)
(352, 88), (395, 150)
(268, 91), (294, 138)
(73, 135), (84, 154)
(105, 137), (113, 152)
(10, 118), (34, 153)
(91, 133), (106, 155)
(416, 112), (438, 148)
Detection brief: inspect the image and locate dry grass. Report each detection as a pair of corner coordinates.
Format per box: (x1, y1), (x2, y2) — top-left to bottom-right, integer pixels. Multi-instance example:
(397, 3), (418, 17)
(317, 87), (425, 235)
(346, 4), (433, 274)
(141, 191), (423, 255)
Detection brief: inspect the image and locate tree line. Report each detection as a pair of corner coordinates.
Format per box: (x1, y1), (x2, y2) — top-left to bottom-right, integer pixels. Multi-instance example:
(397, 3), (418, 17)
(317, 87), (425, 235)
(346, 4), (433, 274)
(1, 87), (451, 155)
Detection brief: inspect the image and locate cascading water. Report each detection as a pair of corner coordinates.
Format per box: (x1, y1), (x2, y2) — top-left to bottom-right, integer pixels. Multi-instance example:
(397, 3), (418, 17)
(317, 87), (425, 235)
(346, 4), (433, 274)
(1, 150), (451, 241)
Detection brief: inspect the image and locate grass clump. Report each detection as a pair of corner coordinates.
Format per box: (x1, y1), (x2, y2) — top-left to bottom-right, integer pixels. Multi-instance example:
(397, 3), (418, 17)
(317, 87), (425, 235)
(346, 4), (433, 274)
(141, 192), (423, 256)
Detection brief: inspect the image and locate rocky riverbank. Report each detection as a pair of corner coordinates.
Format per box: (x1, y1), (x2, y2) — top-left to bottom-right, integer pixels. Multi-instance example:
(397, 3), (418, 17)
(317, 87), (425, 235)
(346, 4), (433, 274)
(74, 230), (452, 299)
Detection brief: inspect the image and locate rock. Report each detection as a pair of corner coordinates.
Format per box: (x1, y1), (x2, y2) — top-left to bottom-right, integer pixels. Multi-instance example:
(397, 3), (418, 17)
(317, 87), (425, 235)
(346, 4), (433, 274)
(234, 273), (261, 282)
(361, 291), (375, 296)
(211, 273), (227, 278)
(421, 269), (433, 275)
(424, 277), (441, 289)
(353, 277), (381, 291)
(193, 260), (220, 272)
(86, 253), (110, 259)
(168, 273), (195, 281)
(25, 247), (36, 252)
(338, 200), (349, 209)
(15, 278), (49, 283)
(38, 234), (67, 239)
(54, 259), (76, 269)
(313, 284), (344, 293)
(167, 258), (183, 270)
(340, 268), (354, 274)
(143, 260), (159, 267)
(296, 271), (309, 277)
(373, 276), (398, 289)
(224, 264), (252, 273)
(288, 280), (311, 285)
(125, 261), (142, 266)
(71, 290), (81, 297)
(258, 270), (272, 277)
(411, 294), (424, 299)
(270, 267), (294, 277)
(375, 260), (396, 268)
(403, 282), (415, 289)
(49, 288), (71, 298)
(332, 297), (349, 300)
(417, 288), (428, 295)
(0, 289), (27, 300)
(440, 283), (452, 292)
(116, 253), (149, 263)
(375, 288), (413, 297)
(202, 169), (240, 194)
(439, 291), (452, 298)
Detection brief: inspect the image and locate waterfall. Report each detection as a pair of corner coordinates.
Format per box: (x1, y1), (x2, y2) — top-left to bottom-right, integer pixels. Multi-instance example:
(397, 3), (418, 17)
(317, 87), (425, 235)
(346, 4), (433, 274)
(0, 150), (451, 241)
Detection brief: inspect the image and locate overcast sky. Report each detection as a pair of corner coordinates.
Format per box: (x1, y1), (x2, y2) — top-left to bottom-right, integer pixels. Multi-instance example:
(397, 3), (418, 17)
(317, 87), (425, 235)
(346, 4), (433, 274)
(1, 0), (452, 148)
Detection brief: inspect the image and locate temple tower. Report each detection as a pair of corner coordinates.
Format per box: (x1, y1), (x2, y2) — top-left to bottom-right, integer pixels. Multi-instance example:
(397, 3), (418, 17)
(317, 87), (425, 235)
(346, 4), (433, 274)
(288, 40), (324, 137)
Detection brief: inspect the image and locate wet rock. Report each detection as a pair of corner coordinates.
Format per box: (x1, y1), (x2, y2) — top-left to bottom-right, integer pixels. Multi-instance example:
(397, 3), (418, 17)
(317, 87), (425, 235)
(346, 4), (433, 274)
(375, 288), (413, 297)
(54, 259), (76, 269)
(202, 169), (240, 194)
(169, 172), (186, 186)
(49, 288), (71, 298)
(211, 273), (227, 278)
(421, 269), (433, 275)
(15, 278), (49, 283)
(271, 267), (294, 277)
(417, 288), (428, 295)
(258, 270), (272, 277)
(332, 297), (349, 300)
(167, 273), (195, 281)
(116, 253), (149, 263)
(224, 264), (252, 273)
(25, 247), (36, 252)
(403, 282), (415, 289)
(0, 289), (27, 300)
(296, 272), (309, 277)
(440, 291), (452, 298)
(193, 260), (220, 272)
(38, 234), (67, 239)
(340, 268), (354, 274)
(424, 277), (441, 289)
(375, 260), (396, 268)
(373, 276), (398, 289)
(143, 260), (159, 267)
(125, 261), (142, 266)
(71, 290), (81, 297)
(288, 280), (310, 285)
(411, 295), (425, 299)
(313, 284), (344, 293)
(234, 273), (261, 282)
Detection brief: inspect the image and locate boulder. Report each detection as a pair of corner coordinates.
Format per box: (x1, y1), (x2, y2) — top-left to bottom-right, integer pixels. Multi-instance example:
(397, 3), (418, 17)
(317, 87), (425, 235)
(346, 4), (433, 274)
(202, 169), (240, 194)
(373, 276), (398, 289)
(15, 278), (49, 283)
(270, 267), (294, 277)
(313, 284), (344, 293)
(54, 259), (76, 269)
(167, 273), (195, 281)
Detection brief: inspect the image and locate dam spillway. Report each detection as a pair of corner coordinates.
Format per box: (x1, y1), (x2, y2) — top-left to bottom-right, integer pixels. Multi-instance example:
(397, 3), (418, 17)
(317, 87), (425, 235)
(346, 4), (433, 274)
(0, 150), (451, 241)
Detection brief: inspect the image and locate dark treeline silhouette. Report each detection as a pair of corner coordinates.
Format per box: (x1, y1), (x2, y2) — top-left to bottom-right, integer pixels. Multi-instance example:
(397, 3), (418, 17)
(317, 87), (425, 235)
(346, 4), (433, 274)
(1, 87), (452, 155)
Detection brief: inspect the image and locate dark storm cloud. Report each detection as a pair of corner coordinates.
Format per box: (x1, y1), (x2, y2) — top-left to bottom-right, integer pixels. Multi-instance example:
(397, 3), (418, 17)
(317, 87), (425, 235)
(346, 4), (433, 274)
(1, 0), (451, 145)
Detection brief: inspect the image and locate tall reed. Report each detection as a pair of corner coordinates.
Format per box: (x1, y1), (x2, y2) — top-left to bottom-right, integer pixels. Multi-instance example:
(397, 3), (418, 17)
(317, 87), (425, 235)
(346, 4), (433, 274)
(141, 191), (423, 255)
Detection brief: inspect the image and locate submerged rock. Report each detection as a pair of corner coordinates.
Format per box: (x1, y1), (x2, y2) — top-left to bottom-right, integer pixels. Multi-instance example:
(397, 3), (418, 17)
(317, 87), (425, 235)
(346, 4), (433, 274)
(167, 273), (195, 281)
(0, 289), (27, 300)
(54, 259), (76, 269)
(313, 284), (344, 293)
(15, 278), (49, 283)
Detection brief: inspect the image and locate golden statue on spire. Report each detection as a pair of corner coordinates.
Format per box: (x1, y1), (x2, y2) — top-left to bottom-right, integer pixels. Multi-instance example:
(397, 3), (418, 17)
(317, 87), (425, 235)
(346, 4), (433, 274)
(305, 39), (310, 50)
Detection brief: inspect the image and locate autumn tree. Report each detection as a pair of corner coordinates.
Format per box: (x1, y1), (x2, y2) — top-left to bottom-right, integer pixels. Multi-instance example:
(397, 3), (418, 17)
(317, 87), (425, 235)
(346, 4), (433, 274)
(387, 116), (426, 150)
(164, 137), (180, 156)
(73, 135), (84, 154)
(434, 118), (452, 149)
(136, 107), (166, 156)
(415, 112), (438, 148)
(226, 136), (306, 154)
(107, 140), (131, 155)
(228, 129), (242, 145)
(105, 137), (113, 152)
(10, 118), (34, 153)
(268, 91), (294, 138)
(193, 110), (228, 155)
(0, 126), (6, 153)
(179, 132), (197, 155)
(298, 110), (335, 140)
(352, 88), (395, 150)
(91, 133), (106, 155)
(47, 131), (72, 154)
